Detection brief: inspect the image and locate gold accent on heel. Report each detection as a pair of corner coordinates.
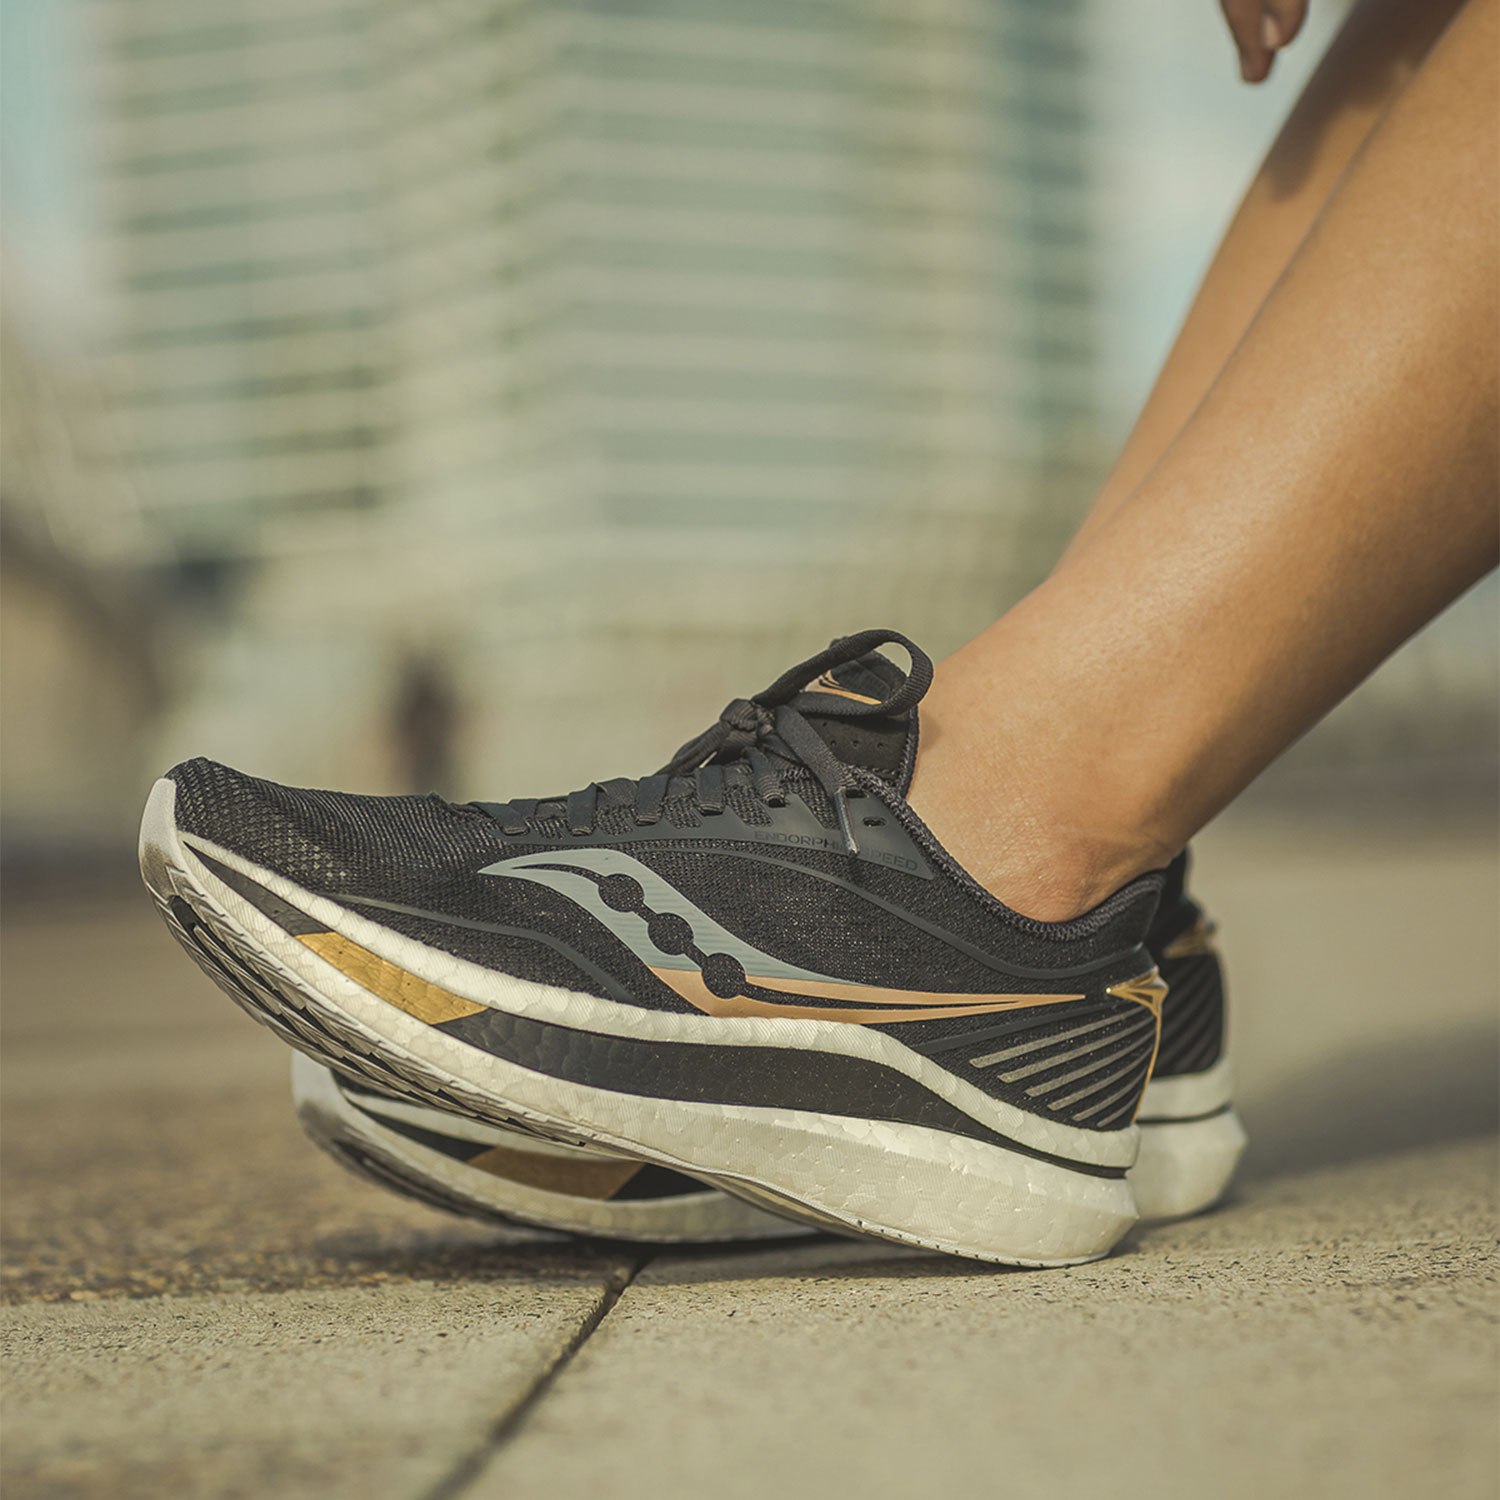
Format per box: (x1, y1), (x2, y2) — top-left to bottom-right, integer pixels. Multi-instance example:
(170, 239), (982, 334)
(1107, 966), (1168, 1020)
(1161, 917), (1218, 960)
(1107, 965), (1167, 1125)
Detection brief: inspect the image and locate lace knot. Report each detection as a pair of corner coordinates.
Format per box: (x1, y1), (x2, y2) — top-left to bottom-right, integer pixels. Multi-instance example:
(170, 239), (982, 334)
(481, 628), (934, 855)
(660, 697), (772, 777)
(717, 698), (772, 754)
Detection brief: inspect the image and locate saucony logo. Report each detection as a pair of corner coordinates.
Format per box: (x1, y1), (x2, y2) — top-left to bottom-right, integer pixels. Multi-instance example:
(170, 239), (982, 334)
(807, 670), (882, 706)
(479, 849), (1152, 1027)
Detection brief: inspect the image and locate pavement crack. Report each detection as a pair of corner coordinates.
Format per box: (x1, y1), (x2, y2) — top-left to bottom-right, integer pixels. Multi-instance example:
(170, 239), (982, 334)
(419, 1254), (650, 1500)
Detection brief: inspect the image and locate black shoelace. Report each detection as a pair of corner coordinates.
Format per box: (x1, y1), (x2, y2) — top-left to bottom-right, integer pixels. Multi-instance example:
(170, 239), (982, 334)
(478, 628), (933, 855)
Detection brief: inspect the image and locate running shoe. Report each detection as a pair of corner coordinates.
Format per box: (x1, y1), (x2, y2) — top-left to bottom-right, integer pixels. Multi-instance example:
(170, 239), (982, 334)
(140, 629), (1172, 1266)
(291, 1051), (804, 1241)
(289, 850), (1244, 1237)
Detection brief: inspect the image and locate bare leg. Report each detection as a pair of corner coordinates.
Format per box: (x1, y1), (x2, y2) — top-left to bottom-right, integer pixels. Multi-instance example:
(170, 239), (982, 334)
(908, 0), (1499, 921)
(1066, 0), (1465, 559)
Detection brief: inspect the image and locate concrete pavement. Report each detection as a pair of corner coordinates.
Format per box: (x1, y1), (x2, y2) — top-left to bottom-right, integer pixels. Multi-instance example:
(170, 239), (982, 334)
(3, 819), (1496, 1499)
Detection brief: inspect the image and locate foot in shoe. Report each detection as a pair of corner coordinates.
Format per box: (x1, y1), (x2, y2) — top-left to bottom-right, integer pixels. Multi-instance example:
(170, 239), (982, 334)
(287, 850), (1245, 1240)
(141, 629), (1176, 1266)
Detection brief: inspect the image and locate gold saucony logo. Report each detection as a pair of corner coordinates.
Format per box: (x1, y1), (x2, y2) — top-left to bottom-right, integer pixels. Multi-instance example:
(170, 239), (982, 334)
(1107, 966), (1167, 1120)
(807, 671), (882, 706)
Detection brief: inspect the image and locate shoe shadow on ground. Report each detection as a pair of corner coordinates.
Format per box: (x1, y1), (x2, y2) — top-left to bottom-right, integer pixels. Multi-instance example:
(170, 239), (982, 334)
(1236, 1020), (1499, 1182)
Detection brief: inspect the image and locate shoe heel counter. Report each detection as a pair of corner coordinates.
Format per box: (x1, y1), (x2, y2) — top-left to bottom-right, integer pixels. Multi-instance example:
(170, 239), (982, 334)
(1154, 919), (1225, 1076)
(883, 964), (1165, 1132)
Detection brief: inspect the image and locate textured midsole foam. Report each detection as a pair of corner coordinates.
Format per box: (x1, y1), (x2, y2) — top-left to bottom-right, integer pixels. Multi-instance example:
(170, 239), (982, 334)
(1138, 1055), (1235, 1121)
(1131, 1108), (1248, 1221)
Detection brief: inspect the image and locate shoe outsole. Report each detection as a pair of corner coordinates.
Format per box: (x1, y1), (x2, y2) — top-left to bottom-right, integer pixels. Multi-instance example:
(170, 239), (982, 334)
(141, 778), (1146, 1267)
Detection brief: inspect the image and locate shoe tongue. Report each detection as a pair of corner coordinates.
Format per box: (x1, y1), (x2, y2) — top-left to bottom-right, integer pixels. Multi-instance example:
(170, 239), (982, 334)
(796, 652), (918, 790)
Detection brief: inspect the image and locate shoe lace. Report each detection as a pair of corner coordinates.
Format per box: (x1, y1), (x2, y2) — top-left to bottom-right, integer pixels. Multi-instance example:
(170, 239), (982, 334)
(478, 628), (933, 855)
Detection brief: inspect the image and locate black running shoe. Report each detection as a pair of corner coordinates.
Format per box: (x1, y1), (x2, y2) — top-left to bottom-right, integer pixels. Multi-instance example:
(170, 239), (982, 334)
(140, 629), (1170, 1265)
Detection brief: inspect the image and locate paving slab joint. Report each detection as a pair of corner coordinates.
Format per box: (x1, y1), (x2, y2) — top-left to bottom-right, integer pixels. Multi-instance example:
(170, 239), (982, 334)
(419, 1255), (650, 1500)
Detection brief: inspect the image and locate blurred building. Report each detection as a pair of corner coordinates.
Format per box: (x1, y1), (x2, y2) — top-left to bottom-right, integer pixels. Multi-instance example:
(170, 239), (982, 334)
(88, 0), (390, 550)
(86, 0), (1100, 795)
(2, 0), (1490, 864)
(0, 312), (163, 858)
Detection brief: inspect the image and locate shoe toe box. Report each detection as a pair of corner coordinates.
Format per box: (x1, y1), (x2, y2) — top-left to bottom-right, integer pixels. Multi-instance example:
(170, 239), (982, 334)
(164, 757), (500, 894)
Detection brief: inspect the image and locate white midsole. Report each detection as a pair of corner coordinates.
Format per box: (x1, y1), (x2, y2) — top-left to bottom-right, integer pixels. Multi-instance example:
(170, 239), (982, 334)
(1130, 1107), (1248, 1221)
(1138, 1055), (1235, 1121)
(303, 1069), (597, 1155)
(1132, 1046), (1243, 1220)
(300, 1045), (1244, 1234)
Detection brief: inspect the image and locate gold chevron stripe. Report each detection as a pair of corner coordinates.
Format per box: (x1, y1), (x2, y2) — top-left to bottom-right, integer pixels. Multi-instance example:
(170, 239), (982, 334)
(295, 920), (1152, 1040)
(1106, 967), (1168, 1020)
(296, 930), (486, 1024)
(650, 967), (1084, 1026)
(1105, 965), (1167, 1124)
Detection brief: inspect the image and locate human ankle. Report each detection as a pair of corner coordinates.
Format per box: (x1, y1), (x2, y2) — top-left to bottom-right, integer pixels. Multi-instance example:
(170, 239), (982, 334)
(906, 679), (1174, 922)
(911, 790), (1169, 921)
(960, 831), (1170, 923)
